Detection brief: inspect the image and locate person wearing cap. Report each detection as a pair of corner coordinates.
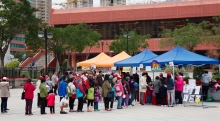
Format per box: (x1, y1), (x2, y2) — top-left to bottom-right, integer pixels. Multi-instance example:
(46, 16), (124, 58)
(0, 77), (10, 113)
(23, 78), (35, 115)
(159, 73), (166, 84)
(140, 72), (148, 105)
(52, 72), (58, 95)
(115, 76), (124, 109)
(165, 73), (174, 107)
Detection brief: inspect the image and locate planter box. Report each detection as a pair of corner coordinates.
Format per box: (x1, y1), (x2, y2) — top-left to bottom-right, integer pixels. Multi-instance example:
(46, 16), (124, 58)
(208, 89), (220, 101)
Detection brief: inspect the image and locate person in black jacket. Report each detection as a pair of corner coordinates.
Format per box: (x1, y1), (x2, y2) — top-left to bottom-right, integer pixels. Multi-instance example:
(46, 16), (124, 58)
(159, 82), (167, 107)
(97, 71), (103, 88)
(146, 72), (152, 83)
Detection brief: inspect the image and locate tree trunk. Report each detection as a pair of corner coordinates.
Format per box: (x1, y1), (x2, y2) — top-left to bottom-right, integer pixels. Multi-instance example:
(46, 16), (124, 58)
(67, 51), (71, 69)
(86, 46), (92, 60)
(55, 53), (60, 72)
(56, 58), (60, 72)
(0, 54), (4, 77)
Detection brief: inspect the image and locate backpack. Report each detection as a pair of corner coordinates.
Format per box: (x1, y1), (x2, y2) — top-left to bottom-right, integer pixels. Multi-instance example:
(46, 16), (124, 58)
(66, 84), (72, 97)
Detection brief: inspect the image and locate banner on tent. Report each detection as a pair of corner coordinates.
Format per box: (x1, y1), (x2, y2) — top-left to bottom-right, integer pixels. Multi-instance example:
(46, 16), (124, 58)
(97, 67), (110, 73)
(151, 60), (161, 71)
(123, 67), (131, 72)
(82, 66), (90, 70)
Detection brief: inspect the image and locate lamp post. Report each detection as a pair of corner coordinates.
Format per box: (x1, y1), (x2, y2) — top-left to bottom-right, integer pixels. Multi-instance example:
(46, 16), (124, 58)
(38, 28), (53, 75)
(123, 28), (131, 54)
(101, 40), (108, 52)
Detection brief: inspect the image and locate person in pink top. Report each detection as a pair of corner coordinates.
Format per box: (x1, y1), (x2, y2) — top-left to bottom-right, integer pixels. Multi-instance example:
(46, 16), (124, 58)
(115, 76), (124, 109)
(175, 72), (184, 105)
(46, 90), (55, 114)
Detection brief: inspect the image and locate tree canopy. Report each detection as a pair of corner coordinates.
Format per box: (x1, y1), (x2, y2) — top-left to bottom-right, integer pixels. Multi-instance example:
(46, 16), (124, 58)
(0, 0), (41, 76)
(159, 23), (212, 51)
(109, 30), (151, 55)
(25, 23), (101, 70)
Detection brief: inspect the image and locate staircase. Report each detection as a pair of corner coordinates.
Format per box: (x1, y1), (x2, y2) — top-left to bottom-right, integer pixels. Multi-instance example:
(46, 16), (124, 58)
(34, 54), (54, 70)
(20, 51), (54, 70)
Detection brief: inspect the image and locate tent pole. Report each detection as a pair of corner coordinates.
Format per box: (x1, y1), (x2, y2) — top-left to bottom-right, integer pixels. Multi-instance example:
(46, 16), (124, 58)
(172, 62), (175, 105)
(153, 71), (154, 81)
(219, 64), (220, 75)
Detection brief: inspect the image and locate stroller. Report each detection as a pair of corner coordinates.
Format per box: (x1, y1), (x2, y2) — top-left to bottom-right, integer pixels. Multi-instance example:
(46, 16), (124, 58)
(209, 79), (220, 91)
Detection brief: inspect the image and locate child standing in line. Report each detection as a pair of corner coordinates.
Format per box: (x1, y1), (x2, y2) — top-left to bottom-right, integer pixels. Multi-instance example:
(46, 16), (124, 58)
(122, 81), (128, 108)
(159, 82), (167, 107)
(86, 84), (94, 112)
(110, 83), (116, 110)
(94, 84), (101, 111)
(46, 90), (55, 114)
(146, 81), (153, 105)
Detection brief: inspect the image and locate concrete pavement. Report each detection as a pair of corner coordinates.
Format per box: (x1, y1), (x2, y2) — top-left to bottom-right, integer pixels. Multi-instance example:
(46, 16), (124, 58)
(0, 88), (219, 121)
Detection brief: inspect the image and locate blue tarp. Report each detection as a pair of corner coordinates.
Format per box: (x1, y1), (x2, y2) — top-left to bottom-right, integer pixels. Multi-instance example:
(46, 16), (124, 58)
(114, 49), (158, 66)
(141, 46), (219, 66)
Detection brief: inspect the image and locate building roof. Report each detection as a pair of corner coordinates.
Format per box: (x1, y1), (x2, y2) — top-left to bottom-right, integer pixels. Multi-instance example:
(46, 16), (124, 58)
(50, 0), (220, 25)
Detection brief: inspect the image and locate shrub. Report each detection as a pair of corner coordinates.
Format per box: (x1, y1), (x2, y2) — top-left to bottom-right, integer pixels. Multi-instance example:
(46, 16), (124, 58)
(4, 61), (20, 68)
(193, 66), (205, 80)
(164, 66), (189, 76)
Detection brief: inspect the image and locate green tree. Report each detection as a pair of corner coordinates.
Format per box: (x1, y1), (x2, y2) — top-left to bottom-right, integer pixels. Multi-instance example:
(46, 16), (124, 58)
(209, 15), (220, 50)
(109, 30), (150, 55)
(65, 24), (88, 69)
(0, 0), (41, 76)
(65, 23), (101, 68)
(85, 29), (101, 60)
(159, 23), (212, 51)
(48, 27), (67, 72)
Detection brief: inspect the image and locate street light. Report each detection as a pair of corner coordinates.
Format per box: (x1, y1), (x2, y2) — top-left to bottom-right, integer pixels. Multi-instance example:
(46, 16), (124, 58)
(38, 28), (53, 75)
(123, 28), (131, 54)
(101, 40), (108, 52)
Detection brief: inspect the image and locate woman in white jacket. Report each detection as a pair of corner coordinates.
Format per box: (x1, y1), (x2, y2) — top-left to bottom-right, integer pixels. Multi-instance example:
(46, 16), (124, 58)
(36, 76), (43, 108)
(68, 78), (76, 112)
(140, 72), (148, 105)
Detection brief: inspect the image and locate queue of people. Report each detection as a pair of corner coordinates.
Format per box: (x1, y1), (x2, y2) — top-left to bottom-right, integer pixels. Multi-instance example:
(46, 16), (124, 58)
(0, 70), (186, 115)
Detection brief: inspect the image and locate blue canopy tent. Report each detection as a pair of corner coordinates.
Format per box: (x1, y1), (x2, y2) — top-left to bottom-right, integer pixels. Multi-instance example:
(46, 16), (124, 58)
(114, 49), (158, 66)
(141, 46), (219, 66)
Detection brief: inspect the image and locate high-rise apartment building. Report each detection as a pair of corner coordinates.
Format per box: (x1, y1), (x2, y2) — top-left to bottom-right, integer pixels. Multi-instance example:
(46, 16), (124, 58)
(66, 0), (126, 8)
(36, 0), (51, 23)
(10, 0), (37, 53)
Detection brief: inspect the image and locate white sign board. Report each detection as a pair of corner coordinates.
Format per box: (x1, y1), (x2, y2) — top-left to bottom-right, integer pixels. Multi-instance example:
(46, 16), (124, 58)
(188, 79), (196, 88)
(139, 64), (143, 68)
(145, 66), (151, 71)
(111, 66), (116, 70)
(132, 67), (136, 74)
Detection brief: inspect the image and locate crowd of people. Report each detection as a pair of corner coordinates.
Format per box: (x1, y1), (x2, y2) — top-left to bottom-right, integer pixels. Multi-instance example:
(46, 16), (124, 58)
(1, 70), (212, 115)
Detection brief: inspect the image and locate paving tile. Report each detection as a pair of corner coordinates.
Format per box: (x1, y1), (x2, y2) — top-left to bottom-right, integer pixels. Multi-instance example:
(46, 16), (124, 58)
(0, 88), (219, 121)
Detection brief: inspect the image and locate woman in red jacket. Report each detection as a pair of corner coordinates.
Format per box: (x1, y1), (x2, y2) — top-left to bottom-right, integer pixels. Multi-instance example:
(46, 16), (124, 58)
(23, 78), (36, 116)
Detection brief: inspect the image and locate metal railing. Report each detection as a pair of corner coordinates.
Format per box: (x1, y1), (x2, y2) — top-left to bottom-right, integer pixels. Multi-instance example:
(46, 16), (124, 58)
(0, 67), (77, 79)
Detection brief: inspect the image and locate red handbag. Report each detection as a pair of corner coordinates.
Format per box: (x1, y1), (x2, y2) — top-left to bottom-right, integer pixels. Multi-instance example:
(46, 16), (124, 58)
(72, 94), (76, 99)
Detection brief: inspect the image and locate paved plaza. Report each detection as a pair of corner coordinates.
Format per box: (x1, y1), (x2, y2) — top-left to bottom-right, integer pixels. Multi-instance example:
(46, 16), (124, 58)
(0, 88), (219, 121)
